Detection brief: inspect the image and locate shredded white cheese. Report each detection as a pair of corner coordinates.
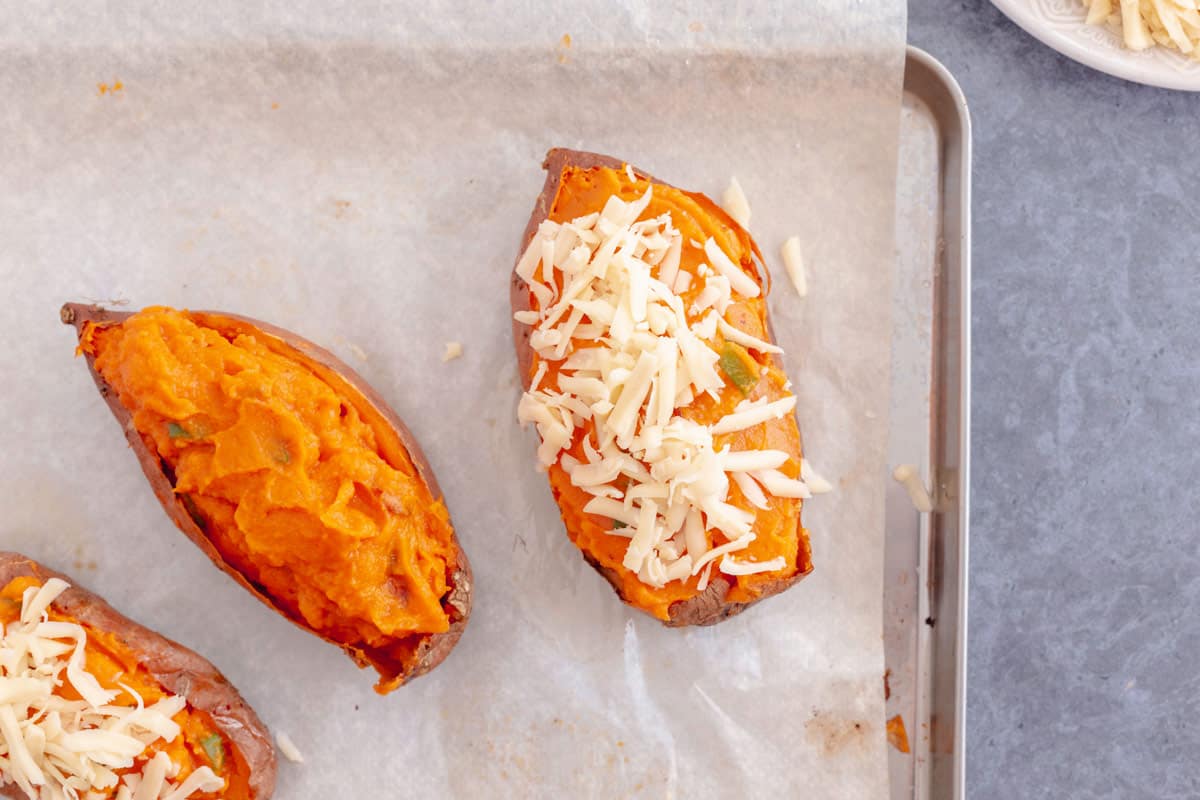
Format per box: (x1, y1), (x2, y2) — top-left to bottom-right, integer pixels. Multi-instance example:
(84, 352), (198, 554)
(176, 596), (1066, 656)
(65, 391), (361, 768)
(710, 396), (797, 435)
(731, 470), (770, 510)
(0, 579), (224, 799)
(275, 730), (305, 764)
(716, 316), (782, 355)
(514, 185), (829, 588)
(703, 237), (760, 299)
(1082, 0), (1200, 56)
(893, 463), (933, 513)
(720, 555), (787, 576)
(800, 458), (834, 494)
(781, 236), (807, 297)
(721, 177), (751, 228)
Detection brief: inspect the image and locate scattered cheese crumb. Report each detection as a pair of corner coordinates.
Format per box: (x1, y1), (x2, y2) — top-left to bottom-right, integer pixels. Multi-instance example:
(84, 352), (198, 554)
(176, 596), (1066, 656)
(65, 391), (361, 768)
(276, 731), (305, 763)
(442, 341), (463, 362)
(781, 236), (807, 297)
(721, 176), (751, 228)
(892, 463), (933, 513)
(800, 458), (834, 494)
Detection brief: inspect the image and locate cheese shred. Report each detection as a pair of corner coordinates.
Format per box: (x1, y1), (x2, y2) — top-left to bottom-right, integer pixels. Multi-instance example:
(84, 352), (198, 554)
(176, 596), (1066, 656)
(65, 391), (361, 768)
(892, 463), (933, 513)
(721, 177), (751, 228)
(276, 730), (305, 764)
(781, 236), (807, 297)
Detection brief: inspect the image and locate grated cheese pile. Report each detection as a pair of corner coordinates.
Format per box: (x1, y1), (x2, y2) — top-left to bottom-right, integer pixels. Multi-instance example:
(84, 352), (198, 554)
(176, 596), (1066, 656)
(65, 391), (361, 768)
(1083, 0), (1200, 58)
(0, 579), (223, 800)
(515, 185), (822, 590)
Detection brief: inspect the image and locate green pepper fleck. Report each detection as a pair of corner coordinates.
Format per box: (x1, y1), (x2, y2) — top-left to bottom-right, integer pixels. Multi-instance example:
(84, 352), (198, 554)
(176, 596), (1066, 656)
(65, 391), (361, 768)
(718, 342), (759, 395)
(166, 422), (190, 439)
(199, 732), (225, 771)
(612, 519), (627, 530)
(271, 442), (291, 465)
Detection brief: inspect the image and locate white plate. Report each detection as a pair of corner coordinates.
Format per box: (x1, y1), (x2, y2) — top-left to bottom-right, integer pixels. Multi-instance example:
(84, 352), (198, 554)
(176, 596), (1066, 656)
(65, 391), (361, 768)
(992, 0), (1200, 90)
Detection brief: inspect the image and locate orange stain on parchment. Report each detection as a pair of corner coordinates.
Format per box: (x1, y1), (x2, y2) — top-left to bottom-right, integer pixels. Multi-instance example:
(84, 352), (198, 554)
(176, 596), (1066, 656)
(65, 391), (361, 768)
(557, 33), (572, 64)
(97, 80), (124, 96)
(887, 714), (911, 754)
(805, 711), (869, 757)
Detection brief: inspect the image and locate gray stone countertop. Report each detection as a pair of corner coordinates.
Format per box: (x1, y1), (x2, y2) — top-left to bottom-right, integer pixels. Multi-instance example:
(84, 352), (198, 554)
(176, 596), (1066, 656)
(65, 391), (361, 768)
(908, 3), (1200, 798)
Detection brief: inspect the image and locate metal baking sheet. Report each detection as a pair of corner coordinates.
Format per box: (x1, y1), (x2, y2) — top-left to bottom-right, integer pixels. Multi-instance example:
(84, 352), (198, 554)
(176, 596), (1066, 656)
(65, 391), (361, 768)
(0, 10), (908, 799)
(885, 46), (971, 800)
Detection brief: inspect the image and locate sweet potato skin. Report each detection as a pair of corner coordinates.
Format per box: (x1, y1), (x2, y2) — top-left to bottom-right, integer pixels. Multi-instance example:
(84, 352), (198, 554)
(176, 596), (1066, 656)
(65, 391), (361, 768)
(60, 303), (472, 692)
(0, 552), (276, 800)
(511, 149), (812, 627)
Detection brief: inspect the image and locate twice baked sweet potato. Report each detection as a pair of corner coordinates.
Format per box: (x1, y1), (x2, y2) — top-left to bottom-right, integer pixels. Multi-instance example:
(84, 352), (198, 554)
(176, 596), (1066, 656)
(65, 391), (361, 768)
(512, 149), (814, 626)
(61, 304), (471, 693)
(0, 552), (274, 800)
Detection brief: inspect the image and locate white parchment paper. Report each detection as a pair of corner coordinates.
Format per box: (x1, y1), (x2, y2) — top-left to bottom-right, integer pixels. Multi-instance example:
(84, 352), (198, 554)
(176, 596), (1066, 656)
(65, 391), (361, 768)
(0, 4), (905, 797)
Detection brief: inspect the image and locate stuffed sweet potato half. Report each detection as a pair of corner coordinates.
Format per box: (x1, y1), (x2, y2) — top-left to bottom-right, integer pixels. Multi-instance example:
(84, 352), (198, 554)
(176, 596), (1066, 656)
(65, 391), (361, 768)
(61, 304), (471, 693)
(512, 149), (815, 626)
(0, 552), (274, 800)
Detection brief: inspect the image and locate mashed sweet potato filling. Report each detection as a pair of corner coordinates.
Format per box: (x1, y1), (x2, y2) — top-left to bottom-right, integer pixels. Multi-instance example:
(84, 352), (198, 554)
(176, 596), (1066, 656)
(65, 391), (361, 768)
(81, 308), (456, 647)
(0, 576), (247, 799)
(525, 165), (810, 619)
